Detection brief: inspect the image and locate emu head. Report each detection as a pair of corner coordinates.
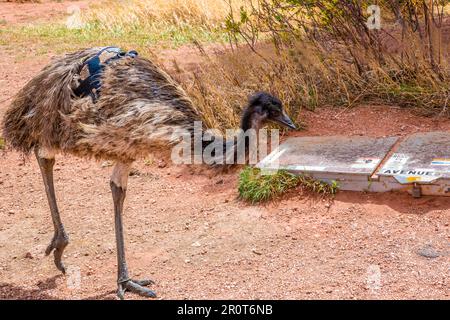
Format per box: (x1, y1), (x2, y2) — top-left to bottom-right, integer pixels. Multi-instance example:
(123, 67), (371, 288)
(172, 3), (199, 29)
(241, 92), (296, 131)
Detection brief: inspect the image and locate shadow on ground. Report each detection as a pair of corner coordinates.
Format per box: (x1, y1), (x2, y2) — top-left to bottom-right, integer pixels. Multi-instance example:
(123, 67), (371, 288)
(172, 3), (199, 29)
(0, 276), (61, 299)
(0, 275), (116, 300)
(335, 191), (450, 215)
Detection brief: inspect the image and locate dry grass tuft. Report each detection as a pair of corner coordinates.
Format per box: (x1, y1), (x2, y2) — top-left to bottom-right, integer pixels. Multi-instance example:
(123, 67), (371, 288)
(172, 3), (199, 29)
(81, 0), (245, 32)
(181, 1), (450, 128)
(0, 0), (242, 54)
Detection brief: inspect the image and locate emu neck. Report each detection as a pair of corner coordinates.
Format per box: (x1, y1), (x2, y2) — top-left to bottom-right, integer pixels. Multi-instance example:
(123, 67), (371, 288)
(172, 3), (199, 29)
(196, 106), (256, 165)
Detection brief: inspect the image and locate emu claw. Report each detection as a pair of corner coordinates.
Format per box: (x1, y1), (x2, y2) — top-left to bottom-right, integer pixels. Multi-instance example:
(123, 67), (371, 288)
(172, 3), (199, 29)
(117, 279), (156, 300)
(45, 232), (69, 274)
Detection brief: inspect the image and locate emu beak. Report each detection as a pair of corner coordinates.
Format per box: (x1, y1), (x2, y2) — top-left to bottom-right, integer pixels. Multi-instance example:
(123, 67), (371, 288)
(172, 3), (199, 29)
(272, 111), (296, 129)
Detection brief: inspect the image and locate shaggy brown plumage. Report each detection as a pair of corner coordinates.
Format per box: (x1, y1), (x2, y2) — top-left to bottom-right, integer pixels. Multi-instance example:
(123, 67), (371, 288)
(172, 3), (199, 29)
(2, 47), (199, 162)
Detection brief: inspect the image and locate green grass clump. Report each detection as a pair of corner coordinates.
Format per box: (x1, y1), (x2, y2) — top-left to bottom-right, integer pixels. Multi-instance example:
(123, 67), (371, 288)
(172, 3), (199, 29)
(0, 21), (229, 56)
(238, 166), (338, 204)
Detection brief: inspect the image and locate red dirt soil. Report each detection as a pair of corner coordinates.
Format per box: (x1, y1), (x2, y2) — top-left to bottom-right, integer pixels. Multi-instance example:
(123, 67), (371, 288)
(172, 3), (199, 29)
(0, 1), (449, 300)
(0, 0), (90, 26)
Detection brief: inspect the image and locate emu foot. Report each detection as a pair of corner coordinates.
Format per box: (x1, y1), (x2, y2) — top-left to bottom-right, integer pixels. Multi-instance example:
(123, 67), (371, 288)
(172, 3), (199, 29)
(45, 231), (69, 274)
(117, 279), (156, 300)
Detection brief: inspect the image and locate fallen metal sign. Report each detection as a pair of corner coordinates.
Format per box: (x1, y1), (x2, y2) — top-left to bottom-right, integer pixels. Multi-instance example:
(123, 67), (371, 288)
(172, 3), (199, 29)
(374, 132), (450, 197)
(257, 132), (450, 197)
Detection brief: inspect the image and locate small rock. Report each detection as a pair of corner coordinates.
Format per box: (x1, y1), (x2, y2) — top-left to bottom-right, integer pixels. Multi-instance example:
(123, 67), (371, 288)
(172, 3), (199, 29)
(129, 168), (141, 176)
(215, 179), (224, 185)
(101, 161), (113, 168)
(417, 245), (439, 259)
(158, 160), (167, 168)
(184, 259), (191, 263)
(8, 210), (14, 215)
(24, 252), (33, 259)
(191, 241), (201, 247)
(161, 257), (169, 263)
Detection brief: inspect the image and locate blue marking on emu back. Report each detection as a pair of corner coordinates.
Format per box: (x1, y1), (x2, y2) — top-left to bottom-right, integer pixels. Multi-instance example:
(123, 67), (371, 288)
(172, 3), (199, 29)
(73, 47), (138, 102)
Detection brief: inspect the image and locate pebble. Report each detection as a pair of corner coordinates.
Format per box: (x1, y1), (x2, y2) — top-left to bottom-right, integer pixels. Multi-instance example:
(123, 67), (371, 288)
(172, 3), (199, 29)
(251, 248), (262, 255)
(158, 160), (167, 168)
(130, 168), (143, 176)
(101, 161), (113, 168)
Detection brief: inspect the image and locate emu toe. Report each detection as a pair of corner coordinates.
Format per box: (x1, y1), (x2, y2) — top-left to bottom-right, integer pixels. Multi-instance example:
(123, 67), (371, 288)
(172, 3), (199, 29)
(45, 232), (69, 274)
(117, 279), (156, 300)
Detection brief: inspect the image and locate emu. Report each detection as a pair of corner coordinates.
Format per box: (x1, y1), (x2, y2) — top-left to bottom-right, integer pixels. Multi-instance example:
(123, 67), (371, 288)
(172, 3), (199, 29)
(2, 47), (295, 299)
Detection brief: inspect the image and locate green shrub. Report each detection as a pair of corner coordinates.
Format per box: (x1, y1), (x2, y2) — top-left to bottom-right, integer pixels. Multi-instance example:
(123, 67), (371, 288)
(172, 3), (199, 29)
(238, 166), (338, 203)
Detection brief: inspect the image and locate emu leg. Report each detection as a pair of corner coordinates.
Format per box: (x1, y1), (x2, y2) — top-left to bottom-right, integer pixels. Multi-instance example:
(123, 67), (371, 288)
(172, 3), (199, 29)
(35, 148), (69, 274)
(110, 162), (156, 300)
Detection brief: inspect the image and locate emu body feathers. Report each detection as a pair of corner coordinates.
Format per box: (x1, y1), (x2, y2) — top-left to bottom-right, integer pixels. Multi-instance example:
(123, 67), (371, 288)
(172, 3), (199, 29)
(2, 48), (199, 162)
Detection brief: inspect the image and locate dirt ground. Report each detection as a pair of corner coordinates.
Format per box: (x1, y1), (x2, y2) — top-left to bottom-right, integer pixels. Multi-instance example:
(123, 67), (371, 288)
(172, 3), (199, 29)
(0, 0), (91, 26)
(0, 1), (449, 300)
